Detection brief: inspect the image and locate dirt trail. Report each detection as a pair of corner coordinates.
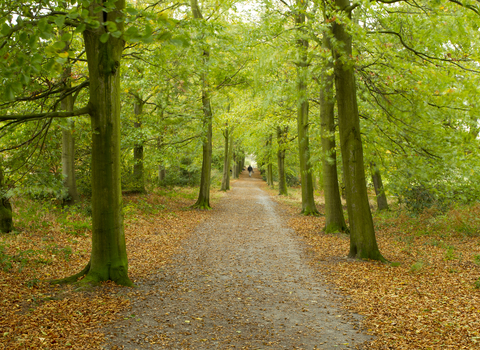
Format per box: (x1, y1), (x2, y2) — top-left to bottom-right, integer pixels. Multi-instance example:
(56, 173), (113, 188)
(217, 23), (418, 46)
(102, 171), (371, 349)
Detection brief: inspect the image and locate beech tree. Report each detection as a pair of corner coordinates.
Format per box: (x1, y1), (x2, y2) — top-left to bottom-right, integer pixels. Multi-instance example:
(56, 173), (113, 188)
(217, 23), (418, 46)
(319, 33), (347, 233)
(0, 0), (168, 285)
(330, 0), (385, 260)
(295, 0), (319, 215)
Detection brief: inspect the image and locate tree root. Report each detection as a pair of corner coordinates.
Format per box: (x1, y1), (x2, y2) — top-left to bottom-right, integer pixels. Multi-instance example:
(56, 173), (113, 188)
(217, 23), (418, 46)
(191, 202), (212, 210)
(49, 261), (91, 285)
(301, 208), (321, 216)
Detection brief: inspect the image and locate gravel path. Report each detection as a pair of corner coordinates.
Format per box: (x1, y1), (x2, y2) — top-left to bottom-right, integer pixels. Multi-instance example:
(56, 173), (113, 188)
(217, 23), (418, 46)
(102, 171), (371, 349)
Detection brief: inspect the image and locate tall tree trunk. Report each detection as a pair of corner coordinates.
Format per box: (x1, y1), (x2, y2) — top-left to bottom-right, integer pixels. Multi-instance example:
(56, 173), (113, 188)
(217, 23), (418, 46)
(61, 66), (80, 205)
(81, 0), (132, 285)
(332, 0), (385, 261)
(133, 100), (145, 193)
(221, 126), (230, 191)
(235, 154), (242, 178)
(0, 162), (13, 233)
(158, 166), (166, 183)
(371, 162), (389, 211)
(277, 126), (288, 195)
(191, 0), (212, 209)
(221, 126), (234, 191)
(227, 132), (233, 183)
(267, 134), (274, 187)
(320, 34), (347, 233)
(232, 152), (237, 179)
(267, 163), (273, 186)
(295, 0), (318, 215)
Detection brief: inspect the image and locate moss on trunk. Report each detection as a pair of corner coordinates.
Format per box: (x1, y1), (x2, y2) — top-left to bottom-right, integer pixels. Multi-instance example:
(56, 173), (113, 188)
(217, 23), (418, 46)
(58, 0), (133, 286)
(191, 0), (213, 210)
(332, 0), (385, 261)
(295, 0), (318, 216)
(320, 34), (347, 233)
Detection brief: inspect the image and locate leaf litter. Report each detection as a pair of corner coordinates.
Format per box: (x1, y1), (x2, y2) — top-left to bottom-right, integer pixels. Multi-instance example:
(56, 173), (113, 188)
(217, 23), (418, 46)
(268, 187), (480, 350)
(100, 171), (371, 349)
(1, 179), (478, 349)
(0, 187), (215, 349)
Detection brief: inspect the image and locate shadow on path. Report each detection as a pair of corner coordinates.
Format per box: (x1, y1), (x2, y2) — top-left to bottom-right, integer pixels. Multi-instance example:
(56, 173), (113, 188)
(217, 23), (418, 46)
(102, 171), (371, 349)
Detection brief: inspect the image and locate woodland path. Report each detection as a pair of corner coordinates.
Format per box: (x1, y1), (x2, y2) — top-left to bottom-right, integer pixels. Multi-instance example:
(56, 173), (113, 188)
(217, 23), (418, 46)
(101, 170), (371, 349)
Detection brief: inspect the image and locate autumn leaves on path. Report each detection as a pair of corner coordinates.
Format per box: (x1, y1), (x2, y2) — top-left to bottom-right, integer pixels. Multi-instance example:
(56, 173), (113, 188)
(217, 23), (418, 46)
(102, 171), (370, 349)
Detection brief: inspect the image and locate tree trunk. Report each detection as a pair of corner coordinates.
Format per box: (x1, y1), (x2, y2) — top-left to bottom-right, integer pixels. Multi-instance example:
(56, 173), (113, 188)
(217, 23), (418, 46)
(220, 126), (230, 191)
(191, 0), (212, 209)
(133, 100), (145, 193)
(267, 134), (274, 187)
(277, 126), (288, 195)
(0, 162), (13, 233)
(295, 0), (318, 215)
(81, 0), (132, 285)
(371, 162), (389, 211)
(320, 34), (347, 233)
(61, 66), (80, 205)
(332, 0), (385, 261)
(232, 153), (237, 179)
(158, 165), (166, 183)
(267, 163), (273, 186)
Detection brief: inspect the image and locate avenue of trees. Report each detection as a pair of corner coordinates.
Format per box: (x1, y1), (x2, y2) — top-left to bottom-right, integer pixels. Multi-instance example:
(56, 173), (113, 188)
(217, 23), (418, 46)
(1, 0), (480, 284)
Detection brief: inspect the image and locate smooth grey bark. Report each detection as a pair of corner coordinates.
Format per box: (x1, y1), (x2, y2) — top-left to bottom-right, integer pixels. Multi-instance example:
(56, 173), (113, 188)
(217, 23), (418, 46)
(371, 162), (389, 211)
(277, 126), (288, 196)
(0, 162), (13, 233)
(332, 0), (385, 261)
(295, 0), (319, 215)
(61, 66), (80, 205)
(320, 34), (347, 233)
(191, 0), (213, 209)
(132, 100), (145, 193)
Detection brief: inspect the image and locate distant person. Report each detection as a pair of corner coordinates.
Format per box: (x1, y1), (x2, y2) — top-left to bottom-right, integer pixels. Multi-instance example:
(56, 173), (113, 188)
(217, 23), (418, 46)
(247, 165), (253, 177)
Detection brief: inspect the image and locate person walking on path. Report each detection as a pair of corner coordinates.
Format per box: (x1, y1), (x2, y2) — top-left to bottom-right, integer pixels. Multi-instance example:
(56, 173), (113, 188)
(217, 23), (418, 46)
(247, 165), (253, 177)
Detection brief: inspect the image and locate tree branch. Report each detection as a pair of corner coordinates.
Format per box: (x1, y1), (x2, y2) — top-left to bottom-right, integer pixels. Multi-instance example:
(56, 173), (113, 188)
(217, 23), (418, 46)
(0, 106), (90, 122)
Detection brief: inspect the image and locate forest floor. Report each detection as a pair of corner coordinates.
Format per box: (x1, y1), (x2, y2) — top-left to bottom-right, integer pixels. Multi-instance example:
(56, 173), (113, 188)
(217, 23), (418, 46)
(100, 170), (370, 349)
(1, 171), (480, 349)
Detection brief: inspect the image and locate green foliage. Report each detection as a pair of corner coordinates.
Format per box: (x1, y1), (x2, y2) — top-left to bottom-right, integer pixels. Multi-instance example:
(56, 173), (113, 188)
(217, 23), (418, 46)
(474, 278), (480, 289)
(473, 255), (480, 266)
(160, 158), (201, 187)
(443, 245), (458, 261)
(0, 244), (13, 271)
(409, 261), (424, 273)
